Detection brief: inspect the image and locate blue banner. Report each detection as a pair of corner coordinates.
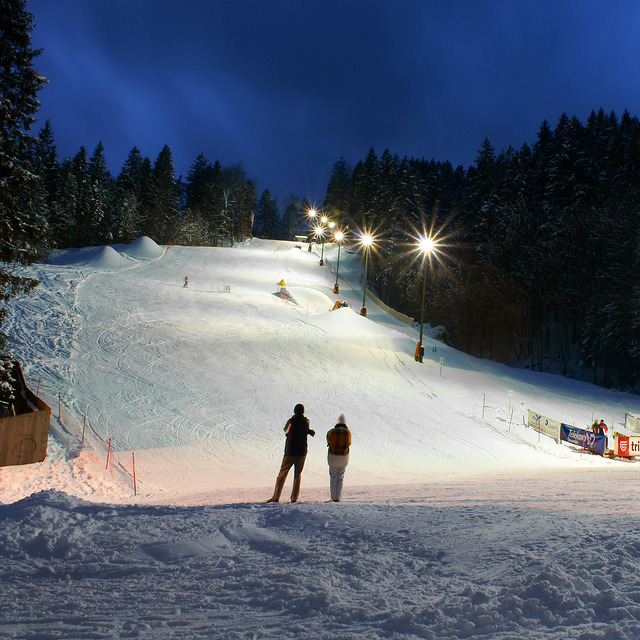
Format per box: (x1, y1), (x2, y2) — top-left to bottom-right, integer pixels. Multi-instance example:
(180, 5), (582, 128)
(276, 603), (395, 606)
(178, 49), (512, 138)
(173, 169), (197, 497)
(560, 424), (606, 455)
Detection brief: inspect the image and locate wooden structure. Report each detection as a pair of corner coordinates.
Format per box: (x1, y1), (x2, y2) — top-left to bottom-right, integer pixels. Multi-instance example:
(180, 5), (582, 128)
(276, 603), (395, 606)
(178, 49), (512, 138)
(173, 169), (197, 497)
(0, 362), (50, 467)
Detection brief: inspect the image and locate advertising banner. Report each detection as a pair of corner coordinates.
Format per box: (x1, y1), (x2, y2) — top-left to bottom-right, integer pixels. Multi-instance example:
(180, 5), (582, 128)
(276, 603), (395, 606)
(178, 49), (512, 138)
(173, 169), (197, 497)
(528, 410), (561, 440)
(560, 424), (606, 455)
(615, 436), (640, 457)
(625, 413), (640, 434)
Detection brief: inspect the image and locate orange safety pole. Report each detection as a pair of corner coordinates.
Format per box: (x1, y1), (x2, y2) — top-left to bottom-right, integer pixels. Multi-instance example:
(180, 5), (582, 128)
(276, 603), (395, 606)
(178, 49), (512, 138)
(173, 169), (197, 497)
(82, 415), (86, 444)
(132, 452), (137, 496)
(36, 377), (41, 397)
(105, 437), (112, 470)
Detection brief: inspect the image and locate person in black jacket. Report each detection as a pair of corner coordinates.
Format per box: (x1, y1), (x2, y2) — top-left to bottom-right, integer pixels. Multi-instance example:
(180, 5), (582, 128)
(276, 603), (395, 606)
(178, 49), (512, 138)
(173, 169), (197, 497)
(267, 403), (315, 503)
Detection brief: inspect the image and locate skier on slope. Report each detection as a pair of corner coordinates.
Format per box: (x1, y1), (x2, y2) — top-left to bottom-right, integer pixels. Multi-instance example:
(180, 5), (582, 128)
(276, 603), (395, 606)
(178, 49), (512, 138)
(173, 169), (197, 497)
(267, 403), (315, 503)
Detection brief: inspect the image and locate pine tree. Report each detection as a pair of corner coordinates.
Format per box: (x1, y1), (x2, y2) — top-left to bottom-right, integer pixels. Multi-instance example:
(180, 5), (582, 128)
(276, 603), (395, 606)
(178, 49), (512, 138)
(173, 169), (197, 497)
(185, 153), (216, 214)
(87, 141), (113, 244)
(34, 119), (58, 204)
(51, 158), (78, 248)
(282, 193), (303, 239)
(0, 0), (48, 355)
(217, 164), (250, 247)
(351, 148), (378, 225)
(324, 156), (352, 219)
(70, 146), (90, 246)
(235, 178), (257, 242)
(146, 144), (179, 243)
(113, 146), (148, 242)
(254, 189), (281, 239)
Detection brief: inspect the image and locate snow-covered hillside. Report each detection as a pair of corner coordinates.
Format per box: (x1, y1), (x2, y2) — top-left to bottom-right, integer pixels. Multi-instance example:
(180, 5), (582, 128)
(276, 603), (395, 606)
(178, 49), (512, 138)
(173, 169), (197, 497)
(4, 236), (638, 503)
(2, 237), (640, 639)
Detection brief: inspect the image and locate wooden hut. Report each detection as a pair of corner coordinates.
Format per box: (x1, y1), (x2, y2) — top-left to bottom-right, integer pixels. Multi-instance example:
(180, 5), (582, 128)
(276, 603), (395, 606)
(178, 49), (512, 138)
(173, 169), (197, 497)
(0, 361), (50, 467)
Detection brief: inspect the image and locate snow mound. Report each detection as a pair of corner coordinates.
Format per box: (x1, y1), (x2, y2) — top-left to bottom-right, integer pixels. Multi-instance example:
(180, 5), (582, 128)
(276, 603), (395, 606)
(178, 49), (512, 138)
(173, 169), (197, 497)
(121, 236), (164, 259)
(286, 286), (334, 314)
(48, 245), (131, 269)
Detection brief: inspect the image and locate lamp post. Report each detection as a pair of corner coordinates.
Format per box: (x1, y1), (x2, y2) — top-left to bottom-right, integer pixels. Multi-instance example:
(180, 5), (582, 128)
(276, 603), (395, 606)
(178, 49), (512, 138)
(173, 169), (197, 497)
(319, 216), (329, 265)
(314, 225), (325, 264)
(333, 230), (344, 294)
(307, 208), (317, 251)
(415, 235), (436, 362)
(359, 233), (374, 317)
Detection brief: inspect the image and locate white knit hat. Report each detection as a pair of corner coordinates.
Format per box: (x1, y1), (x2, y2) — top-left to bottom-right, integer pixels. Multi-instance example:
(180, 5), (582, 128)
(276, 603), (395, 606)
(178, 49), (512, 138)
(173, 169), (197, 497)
(337, 414), (346, 425)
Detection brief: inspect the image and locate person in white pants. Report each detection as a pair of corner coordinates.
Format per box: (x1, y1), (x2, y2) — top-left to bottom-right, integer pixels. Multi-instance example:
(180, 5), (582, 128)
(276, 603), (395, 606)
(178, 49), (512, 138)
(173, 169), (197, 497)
(326, 414), (352, 502)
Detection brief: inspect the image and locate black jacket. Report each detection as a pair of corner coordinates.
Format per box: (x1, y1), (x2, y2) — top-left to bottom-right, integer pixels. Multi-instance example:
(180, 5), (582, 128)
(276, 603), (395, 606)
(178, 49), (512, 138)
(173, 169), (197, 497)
(284, 414), (314, 456)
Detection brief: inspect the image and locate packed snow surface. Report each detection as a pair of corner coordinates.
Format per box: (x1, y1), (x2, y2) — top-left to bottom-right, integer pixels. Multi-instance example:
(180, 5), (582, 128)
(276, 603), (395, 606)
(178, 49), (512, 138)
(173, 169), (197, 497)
(2, 237), (640, 639)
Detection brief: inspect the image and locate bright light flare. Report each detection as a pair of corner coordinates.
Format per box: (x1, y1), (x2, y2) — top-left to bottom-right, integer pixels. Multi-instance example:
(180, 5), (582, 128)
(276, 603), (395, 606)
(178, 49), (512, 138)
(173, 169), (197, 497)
(359, 232), (375, 248)
(334, 231), (344, 242)
(308, 208), (317, 219)
(313, 225), (325, 238)
(321, 216), (329, 225)
(418, 235), (437, 255)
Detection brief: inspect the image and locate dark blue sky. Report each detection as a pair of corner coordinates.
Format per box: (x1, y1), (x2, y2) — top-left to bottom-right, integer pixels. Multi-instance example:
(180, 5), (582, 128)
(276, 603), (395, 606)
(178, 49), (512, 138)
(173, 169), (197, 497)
(28, 0), (640, 205)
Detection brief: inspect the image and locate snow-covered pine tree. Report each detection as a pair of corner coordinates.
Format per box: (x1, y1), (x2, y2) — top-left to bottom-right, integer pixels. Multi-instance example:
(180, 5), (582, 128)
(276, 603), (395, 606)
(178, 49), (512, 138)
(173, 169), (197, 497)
(185, 155), (226, 245)
(218, 164), (255, 247)
(88, 141), (114, 244)
(69, 146), (90, 247)
(113, 146), (148, 243)
(0, 0), (48, 395)
(234, 178), (257, 243)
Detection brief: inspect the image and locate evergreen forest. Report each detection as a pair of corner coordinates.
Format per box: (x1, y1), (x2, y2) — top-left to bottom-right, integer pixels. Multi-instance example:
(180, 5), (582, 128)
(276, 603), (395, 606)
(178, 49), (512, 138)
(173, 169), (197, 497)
(323, 111), (640, 390)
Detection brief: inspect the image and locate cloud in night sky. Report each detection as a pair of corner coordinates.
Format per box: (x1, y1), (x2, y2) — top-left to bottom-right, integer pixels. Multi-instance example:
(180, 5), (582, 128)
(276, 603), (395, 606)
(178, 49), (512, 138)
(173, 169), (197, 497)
(28, 0), (640, 204)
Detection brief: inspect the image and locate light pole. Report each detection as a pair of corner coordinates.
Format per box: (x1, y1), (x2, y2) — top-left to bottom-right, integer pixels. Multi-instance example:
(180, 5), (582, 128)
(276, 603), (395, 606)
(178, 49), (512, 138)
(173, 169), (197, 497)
(314, 225), (325, 264)
(333, 230), (344, 294)
(359, 233), (374, 317)
(319, 216), (329, 265)
(307, 208), (317, 251)
(415, 235), (436, 362)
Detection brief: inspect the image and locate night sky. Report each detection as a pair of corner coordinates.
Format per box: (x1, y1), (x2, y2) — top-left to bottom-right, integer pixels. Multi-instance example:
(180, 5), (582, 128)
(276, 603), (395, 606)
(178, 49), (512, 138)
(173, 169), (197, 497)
(28, 0), (640, 205)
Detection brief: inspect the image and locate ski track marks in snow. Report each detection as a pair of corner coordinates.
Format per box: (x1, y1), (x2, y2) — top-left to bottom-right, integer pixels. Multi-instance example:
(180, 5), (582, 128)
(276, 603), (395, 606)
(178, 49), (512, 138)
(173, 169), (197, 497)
(6, 238), (640, 501)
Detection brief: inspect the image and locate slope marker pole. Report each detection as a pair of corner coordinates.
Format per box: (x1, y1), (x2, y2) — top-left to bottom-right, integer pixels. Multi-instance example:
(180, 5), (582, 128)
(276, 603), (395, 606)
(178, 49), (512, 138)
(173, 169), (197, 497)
(132, 452), (137, 496)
